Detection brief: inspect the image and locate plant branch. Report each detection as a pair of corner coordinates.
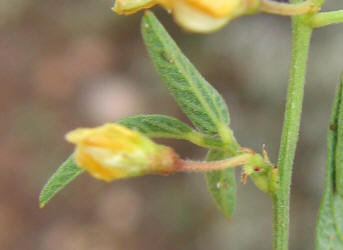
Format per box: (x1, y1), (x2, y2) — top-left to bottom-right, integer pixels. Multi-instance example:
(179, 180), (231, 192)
(311, 10), (343, 28)
(178, 153), (252, 172)
(272, 9), (313, 250)
(260, 0), (318, 16)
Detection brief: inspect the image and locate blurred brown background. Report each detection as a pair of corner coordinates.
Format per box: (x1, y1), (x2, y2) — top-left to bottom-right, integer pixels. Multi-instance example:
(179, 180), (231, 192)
(1, 0), (343, 249)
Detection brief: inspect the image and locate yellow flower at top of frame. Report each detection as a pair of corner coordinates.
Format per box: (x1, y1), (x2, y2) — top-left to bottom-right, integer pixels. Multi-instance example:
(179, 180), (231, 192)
(66, 123), (180, 182)
(113, 0), (261, 33)
(114, 0), (158, 15)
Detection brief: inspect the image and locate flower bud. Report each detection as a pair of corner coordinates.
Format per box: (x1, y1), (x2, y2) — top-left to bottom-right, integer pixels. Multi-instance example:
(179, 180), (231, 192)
(66, 123), (180, 182)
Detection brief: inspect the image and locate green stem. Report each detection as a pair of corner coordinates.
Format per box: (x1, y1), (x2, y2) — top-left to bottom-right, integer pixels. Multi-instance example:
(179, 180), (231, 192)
(311, 10), (343, 28)
(272, 12), (313, 250)
(260, 0), (318, 16)
(311, 0), (325, 7)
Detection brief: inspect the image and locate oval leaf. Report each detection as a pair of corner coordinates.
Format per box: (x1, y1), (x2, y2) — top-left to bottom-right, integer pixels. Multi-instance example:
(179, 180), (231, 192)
(141, 12), (230, 138)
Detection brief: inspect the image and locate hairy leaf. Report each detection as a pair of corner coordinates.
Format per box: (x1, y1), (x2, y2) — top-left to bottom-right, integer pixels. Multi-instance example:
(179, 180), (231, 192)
(336, 75), (343, 198)
(315, 77), (343, 249)
(119, 114), (223, 148)
(141, 12), (237, 218)
(205, 149), (236, 219)
(119, 114), (193, 138)
(141, 12), (230, 138)
(39, 156), (83, 208)
(333, 195), (343, 242)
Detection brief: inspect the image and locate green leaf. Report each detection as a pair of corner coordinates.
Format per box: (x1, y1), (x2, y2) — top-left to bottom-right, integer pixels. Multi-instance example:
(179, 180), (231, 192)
(118, 114), (224, 148)
(141, 12), (231, 140)
(333, 195), (343, 242)
(39, 156), (83, 208)
(119, 114), (193, 138)
(316, 193), (343, 249)
(205, 149), (236, 219)
(141, 12), (237, 218)
(315, 77), (343, 249)
(336, 74), (343, 198)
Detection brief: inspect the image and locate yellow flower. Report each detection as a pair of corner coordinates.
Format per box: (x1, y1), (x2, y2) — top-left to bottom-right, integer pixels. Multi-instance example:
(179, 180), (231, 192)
(114, 0), (157, 15)
(66, 123), (180, 182)
(113, 0), (260, 33)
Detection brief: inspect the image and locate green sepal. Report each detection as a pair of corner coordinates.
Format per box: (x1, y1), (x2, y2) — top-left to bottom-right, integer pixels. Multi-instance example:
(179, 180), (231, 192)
(243, 154), (278, 195)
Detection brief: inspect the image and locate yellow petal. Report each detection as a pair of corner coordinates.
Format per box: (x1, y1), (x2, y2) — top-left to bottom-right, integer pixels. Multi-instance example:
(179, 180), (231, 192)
(65, 128), (94, 144)
(183, 0), (241, 17)
(66, 124), (139, 150)
(172, 1), (230, 33)
(113, 0), (157, 15)
(75, 147), (126, 181)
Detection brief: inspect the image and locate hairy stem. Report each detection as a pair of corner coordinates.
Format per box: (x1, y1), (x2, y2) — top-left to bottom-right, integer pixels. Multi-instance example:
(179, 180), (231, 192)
(178, 153), (252, 172)
(272, 10), (313, 250)
(260, 0), (318, 16)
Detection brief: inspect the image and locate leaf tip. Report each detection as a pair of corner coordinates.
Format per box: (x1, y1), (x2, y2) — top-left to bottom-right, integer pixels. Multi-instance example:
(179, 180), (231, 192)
(39, 189), (48, 208)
